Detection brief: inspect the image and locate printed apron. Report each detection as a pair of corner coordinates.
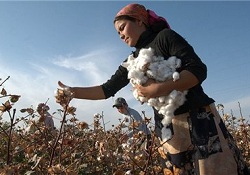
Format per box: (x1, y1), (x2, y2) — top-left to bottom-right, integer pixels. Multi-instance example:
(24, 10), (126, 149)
(154, 103), (249, 175)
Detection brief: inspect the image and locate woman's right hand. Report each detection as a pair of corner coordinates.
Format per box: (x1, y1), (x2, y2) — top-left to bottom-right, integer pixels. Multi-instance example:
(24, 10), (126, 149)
(56, 81), (74, 98)
(58, 81), (71, 91)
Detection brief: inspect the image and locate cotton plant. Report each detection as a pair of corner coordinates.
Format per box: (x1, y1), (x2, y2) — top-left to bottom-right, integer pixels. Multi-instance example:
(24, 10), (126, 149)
(24, 120), (36, 134)
(122, 47), (188, 141)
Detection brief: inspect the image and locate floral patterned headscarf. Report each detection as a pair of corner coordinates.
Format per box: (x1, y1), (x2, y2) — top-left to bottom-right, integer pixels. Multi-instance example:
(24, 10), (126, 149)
(114, 3), (170, 29)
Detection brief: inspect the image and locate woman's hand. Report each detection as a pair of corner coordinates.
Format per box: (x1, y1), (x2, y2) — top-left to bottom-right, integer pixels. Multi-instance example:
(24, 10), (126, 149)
(57, 81), (74, 97)
(135, 79), (170, 99)
(55, 81), (75, 105)
(135, 70), (200, 99)
(58, 81), (71, 91)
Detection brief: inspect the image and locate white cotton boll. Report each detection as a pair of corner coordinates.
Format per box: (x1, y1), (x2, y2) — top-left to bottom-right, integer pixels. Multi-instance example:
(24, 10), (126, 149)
(147, 98), (158, 106)
(160, 106), (173, 117)
(164, 58), (173, 68)
(125, 170), (132, 175)
(174, 92), (187, 106)
(133, 89), (140, 101)
(130, 79), (138, 87)
(172, 72), (180, 82)
(133, 89), (147, 103)
(174, 57), (182, 68)
(155, 106), (161, 111)
(127, 64), (135, 72)
(158, 96), (166, 103)
(168, 99), (176, 105)
(171, 57), (181, 70)
(164, 104), (176, 113)
(140, 47), (155, 58)
(157, 64), (171, 81)
(127, 54), (135, 61)
(139, 96), (148, 103)
(164, 96), (174, 104)
(113, 151), (118, 156)
(128, 70), (147, 85)
(162, 127), (173, 142)
(127, 69), (136, 79)
(132, 67), (147, 83)
(136, 53), (152, 70)
(148, 61), (160, 69)
(158, 60), (174, 80)
(146, 71), (155, 79)
(138, 75), (148, 85)
(155, 74), (165, 82)
(168, 56), (181, 69)
(146, 70), (156, 80)
(169, 90), (178, 100)
(152, 103), (161, 110)
(169, 90), (187, 106)
(95, 141), (99, 149)
(122, 61), (130, 69)
(158, 107), (166, 116)
(124, 47), (188, 142)
(147, 63), (159, 79)
(137, 59), (148, 71)
(122, 143), (129, 150)
(161, 115), (173, 126)
(122, 54), (135, 69)
(152, 55), (164, 62)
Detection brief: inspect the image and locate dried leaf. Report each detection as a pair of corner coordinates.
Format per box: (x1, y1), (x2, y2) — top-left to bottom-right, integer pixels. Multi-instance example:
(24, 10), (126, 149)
(10, 95), (20, 103)
(1, 88), (7, 96)
(0, 100), (12, 112)
(20, 108), (27, 113)
(77, 122), (89, 129)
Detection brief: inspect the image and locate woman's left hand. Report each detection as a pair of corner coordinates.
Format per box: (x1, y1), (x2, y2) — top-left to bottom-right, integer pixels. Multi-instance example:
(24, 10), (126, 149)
(135, 70), (200, 100)
(135, 79), (162, 99)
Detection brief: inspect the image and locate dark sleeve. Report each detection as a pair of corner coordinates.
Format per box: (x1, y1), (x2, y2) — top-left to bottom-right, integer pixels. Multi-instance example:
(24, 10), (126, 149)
(156, 29), (207, 83)
(101, 65), (130, 99)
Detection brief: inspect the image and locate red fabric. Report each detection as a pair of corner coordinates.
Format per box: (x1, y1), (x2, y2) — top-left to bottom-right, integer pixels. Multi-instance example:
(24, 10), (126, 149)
(115, 3), (170, 29)
(115, 4), (149, 25)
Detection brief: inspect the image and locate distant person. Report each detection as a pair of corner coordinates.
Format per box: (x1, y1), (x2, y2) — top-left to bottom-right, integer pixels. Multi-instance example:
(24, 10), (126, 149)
(112, 97), (151, 142)
(37, 103), (55, 130)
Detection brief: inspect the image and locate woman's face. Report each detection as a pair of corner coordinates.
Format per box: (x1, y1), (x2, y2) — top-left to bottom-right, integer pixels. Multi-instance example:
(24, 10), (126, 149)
(115, 19), (146, 47)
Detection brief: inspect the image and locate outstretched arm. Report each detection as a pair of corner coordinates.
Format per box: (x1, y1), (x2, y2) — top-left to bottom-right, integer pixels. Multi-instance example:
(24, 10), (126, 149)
(58, 81), (106, 100)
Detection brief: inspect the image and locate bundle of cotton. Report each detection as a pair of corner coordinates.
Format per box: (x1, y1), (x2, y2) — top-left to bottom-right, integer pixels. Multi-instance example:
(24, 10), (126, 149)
(122, 47), (188, 141)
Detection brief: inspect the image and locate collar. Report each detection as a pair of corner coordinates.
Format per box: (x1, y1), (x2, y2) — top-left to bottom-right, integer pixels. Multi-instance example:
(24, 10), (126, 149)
(134, 29), (157, 56)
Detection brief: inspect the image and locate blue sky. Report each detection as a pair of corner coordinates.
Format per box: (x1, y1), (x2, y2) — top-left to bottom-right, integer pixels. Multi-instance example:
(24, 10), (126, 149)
(1, 1), (250, 129)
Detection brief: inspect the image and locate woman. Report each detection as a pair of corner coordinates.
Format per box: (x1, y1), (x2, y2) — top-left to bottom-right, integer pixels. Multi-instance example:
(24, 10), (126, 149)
(58, 3), (249, 175)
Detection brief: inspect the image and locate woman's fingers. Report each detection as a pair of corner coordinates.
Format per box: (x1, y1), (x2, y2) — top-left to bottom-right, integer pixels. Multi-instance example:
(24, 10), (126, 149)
(134, 84), (144, 96)
(56, 81), (74, 99)
(58, 81), (67, 88)
(57, 81), (73, 95)
(58, 81), (71, 90)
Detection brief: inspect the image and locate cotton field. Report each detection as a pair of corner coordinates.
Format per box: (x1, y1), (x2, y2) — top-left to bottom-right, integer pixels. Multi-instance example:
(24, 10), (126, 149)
(0, 76), (249, 174)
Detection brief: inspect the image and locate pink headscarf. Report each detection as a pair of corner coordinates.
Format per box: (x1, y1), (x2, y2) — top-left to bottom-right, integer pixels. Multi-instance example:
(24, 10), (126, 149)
(115, 3), (170, 29)
(147, 9), (171, 29)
